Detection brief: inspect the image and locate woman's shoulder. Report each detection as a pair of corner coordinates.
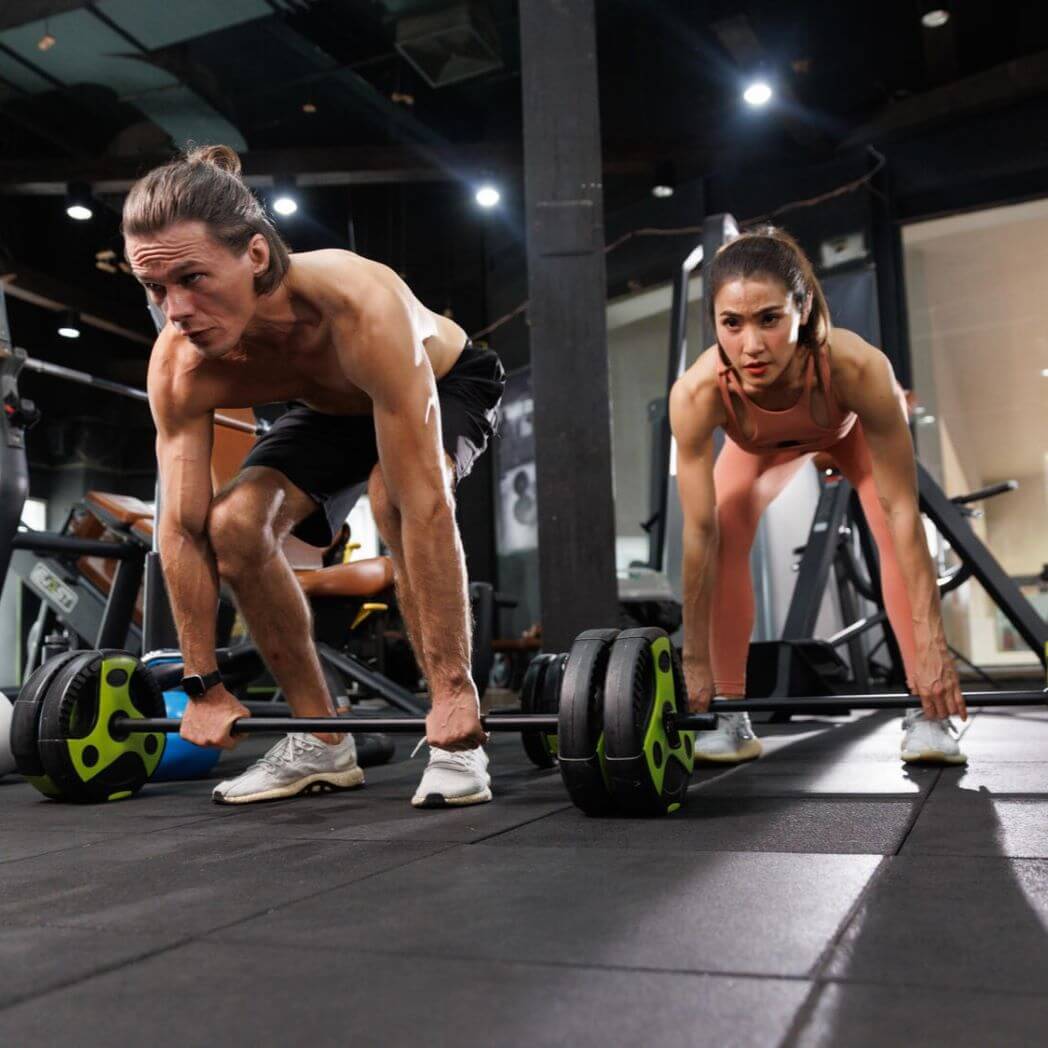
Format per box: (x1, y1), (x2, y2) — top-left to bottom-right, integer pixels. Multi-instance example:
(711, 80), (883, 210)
(670, 347), (725, 436)
(826, 327), (882, 383)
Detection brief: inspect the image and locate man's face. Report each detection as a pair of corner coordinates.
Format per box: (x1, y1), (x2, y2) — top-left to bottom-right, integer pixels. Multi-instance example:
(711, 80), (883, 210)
(126, 220), (266, 358)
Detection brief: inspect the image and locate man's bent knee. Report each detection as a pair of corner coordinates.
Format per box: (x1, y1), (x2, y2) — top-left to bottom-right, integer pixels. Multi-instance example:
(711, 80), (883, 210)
(208, 490), (281, 580)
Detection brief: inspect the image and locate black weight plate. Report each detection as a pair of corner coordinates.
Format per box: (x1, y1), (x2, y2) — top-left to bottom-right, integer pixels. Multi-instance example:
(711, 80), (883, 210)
(557, 628), (620, 816)
(11, 650), (90, 790)
(603, 628), (694, 816)
(521, 653), (558, 768)
(38, 651), (166, 803)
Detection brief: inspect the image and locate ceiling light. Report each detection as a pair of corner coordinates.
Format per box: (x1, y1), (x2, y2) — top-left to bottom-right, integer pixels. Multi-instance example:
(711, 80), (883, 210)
(1040, 368), (1048, 378)
(37, 32), (56, 51)
(921, 9), (950, 29)
(301, 102), (317, 114)
(272, 176), (298, 216)
(475, 185), (500, 209)
(57, 310), (81, 339)
(65, 182), (93, 221)
(917, 414), (937, 425)
(651, 160), (676, 199)
(743, 80), (773, 106)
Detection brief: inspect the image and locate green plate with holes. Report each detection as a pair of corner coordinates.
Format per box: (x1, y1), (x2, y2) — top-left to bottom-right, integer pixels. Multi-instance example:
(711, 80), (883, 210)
(37, 650), (166, 803)
(602, 628), (694, 816)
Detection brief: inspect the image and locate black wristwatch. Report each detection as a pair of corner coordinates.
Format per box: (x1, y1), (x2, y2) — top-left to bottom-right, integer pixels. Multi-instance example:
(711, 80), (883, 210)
(180, 669), (223, 698)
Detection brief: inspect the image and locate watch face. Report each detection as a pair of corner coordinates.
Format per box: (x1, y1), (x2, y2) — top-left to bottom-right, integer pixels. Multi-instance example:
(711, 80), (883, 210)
(183, 675), (205, 697)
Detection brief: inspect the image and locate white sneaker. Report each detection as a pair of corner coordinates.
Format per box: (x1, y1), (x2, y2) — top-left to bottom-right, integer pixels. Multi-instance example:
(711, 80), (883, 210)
(213, 733), (364, 804)
(901, 710), (967, 765)
(411, 744), (492, 808)
(693, 709), (763, 763)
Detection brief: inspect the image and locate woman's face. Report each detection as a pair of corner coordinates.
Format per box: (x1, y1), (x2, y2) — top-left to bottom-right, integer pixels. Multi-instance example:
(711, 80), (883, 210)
(713, 275), (810, 390)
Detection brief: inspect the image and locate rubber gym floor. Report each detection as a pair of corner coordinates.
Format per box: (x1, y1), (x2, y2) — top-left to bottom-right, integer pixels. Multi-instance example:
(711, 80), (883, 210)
(1, 699), (1046, 1047)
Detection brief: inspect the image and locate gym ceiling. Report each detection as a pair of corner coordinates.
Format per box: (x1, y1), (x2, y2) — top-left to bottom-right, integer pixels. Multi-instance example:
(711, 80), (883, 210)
(0, 0), (1045, 352)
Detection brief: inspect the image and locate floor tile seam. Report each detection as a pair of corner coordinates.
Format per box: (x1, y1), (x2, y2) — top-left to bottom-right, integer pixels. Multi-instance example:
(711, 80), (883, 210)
(777, 852), (894, 1047)
(0, 845), (466, 1011)
(465, 804), (575, 843)
(694, 791), (932, 799)
(196, 933), (817, 984)
(818, 973), (1048, 998)
(0, 933), (200, 1015)
(0, 844), (462, 938)
(0, 827), (174, 868)
(901, 849), (1048, 860)
(893, 765), (943, 854)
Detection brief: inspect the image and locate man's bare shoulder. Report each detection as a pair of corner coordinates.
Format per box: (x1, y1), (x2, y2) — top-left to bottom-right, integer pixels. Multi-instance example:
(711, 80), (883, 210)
(147, 327), (217, 425)
(291, 249), (405, 319)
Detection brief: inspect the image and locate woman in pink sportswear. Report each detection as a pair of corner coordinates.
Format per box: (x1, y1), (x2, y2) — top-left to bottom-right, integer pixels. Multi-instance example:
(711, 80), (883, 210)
(669, 227), (967, 765)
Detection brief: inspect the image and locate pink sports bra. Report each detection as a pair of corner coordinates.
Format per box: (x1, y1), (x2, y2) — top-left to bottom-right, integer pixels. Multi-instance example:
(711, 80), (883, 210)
(716, 347), (857, 454)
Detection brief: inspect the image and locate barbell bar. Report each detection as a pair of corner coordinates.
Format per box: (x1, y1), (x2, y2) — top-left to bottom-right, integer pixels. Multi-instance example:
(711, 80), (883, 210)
(116, 687), (1044, 739)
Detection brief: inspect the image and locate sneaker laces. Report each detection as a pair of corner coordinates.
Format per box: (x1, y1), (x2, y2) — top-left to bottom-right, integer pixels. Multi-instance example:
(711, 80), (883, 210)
(257, 733), (321, 773)
(410, 737), (478, 772)
(903, 709), (958, 736)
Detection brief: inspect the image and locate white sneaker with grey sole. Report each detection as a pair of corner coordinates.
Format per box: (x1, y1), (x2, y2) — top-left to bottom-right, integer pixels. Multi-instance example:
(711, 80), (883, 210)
(901, 710), (967, 764)
(213, 733), (364, 804)
(693, 710), (763, 763)
(411, 743), (492, 808)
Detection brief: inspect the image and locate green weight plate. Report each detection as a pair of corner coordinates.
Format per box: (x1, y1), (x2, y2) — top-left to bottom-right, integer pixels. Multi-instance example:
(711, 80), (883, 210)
(38, 650), (167, 803)
(11, 650), (88, 795)
(557, 628), (620, 817)
(522, 653), (563, 768)
(603, 628), (694, 816)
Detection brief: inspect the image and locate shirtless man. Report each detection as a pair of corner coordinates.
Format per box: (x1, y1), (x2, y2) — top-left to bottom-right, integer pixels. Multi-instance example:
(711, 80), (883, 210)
(123, 145), (504, 807)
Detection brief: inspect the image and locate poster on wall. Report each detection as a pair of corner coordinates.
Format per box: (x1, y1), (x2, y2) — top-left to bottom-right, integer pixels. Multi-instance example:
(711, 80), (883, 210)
(496, 367), (538, 553)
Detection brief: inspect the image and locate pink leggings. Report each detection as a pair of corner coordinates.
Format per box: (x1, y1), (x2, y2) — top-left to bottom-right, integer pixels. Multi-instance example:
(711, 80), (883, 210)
(710, 421), (916, 695)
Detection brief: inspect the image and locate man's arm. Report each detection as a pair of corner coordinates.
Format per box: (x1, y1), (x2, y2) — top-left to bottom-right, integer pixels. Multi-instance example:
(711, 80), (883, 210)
(669, 371), (721, 711)
(338, 286), (482, 746)
(149, 355), (249, 746)
(839, 335), (966, 720)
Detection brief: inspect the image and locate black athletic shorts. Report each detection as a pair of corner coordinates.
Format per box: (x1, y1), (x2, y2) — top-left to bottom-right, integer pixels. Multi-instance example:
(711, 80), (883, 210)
(240, 342), (505, 547)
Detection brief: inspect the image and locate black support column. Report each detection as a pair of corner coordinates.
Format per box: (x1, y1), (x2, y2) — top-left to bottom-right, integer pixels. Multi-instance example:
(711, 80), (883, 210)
(519, 0), (618, 651)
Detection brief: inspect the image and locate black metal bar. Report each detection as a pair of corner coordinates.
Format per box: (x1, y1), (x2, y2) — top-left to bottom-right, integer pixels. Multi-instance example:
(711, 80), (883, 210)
(11, 532), (142, 560)
(783, 477), (853, 639)
(19, 354), (262, 435)
(316, 643), (428, 716)
(917, 462), (1047, 664)
(119, 714), (567, 735)
(687, 689), (1046, 721)
(95, 554), (144, 649)
(950, 480), (1017, 505)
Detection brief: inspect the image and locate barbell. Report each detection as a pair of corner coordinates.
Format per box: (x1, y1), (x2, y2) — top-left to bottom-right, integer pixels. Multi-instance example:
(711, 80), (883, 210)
(11, 631), (1046, 812)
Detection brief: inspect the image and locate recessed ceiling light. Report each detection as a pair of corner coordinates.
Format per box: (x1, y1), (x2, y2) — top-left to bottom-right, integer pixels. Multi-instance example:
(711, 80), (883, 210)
(651, 184), (674, 199)
(921, 9), (950, 29)
(1040, 367), (1048, 378)
(301, 102), (317, 114)
(475, 185), (500, 208)
(57, 310), (81, 339)
(743, 80), (773, 107)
